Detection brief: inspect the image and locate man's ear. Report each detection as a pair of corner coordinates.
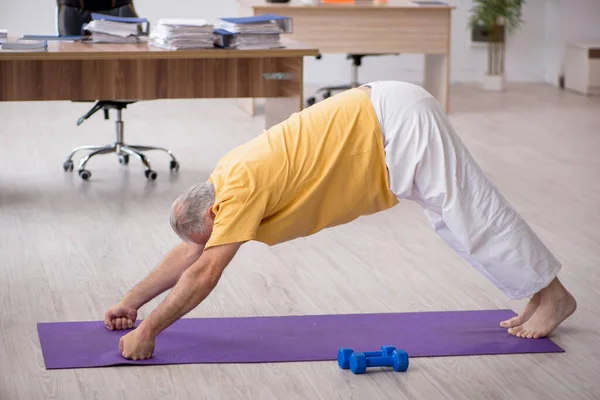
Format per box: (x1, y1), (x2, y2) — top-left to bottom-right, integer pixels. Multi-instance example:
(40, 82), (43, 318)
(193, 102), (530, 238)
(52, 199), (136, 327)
(208, 205), (216, 219)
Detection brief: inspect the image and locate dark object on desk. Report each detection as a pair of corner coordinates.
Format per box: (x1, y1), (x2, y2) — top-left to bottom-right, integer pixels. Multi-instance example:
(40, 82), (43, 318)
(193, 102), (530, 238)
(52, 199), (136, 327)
(59, 0), (133, 11)
(306, 53), (397, 107)
(266, 0), (291, 3)
(63, 101), (180, 181)
(57, 0), (138, 35)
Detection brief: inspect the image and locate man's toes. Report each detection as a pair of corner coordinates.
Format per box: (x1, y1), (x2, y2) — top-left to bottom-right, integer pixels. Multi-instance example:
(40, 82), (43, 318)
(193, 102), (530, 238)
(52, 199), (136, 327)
(519, 330), (532, 339)
(526, 330), (535, 339)
(508, 326), (523, 336)
(500, 317), (518, 328)
(504, 316), (526, 328)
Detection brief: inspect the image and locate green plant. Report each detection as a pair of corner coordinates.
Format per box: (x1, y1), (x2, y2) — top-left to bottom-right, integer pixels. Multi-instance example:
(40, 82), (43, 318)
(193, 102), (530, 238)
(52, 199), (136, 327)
(468, 0), (526, 76)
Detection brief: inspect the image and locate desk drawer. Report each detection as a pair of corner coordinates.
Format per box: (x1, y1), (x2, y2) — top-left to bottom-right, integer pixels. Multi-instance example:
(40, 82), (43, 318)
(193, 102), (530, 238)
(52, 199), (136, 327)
(0, 57), (303, 101)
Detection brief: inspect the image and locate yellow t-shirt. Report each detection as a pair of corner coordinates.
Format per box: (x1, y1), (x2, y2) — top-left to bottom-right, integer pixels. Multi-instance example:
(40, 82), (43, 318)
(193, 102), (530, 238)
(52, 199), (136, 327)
(205, 88), (398, 249)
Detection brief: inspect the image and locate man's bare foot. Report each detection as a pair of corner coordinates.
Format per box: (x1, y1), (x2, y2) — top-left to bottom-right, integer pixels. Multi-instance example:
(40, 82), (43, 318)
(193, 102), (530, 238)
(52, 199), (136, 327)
(500, 293), (540, 328)
(506, 277), (576, 339)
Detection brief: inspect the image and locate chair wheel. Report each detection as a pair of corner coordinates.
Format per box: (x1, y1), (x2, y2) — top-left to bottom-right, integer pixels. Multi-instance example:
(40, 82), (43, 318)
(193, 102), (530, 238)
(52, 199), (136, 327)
(170, 161), (180, 171)
(79, 170), (91, 180)
(306, 97), (316, 106)
(63, 160), (74, 172)
(119, 155), (129, 165)
(323, 92), (331, 99)
(145, 170), (158, 181)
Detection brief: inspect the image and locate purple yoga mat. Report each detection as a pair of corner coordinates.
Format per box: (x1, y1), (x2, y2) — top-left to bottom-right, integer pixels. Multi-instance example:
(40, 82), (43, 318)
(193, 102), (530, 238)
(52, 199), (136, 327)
(37, 309), (564, 369)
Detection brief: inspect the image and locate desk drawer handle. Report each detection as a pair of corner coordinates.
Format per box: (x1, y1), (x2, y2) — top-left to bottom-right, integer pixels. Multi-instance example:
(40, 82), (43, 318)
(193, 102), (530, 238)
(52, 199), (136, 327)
(262, 72), (291, 80)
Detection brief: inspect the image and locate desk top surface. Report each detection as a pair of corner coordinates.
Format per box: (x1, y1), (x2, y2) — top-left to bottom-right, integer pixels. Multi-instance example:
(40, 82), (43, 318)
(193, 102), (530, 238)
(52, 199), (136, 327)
(0, 39), (319, 61)
(248, 0), (454, 10)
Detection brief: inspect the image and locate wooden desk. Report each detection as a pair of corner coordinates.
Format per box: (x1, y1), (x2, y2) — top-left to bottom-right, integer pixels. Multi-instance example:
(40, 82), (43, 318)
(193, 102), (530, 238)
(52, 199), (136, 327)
(240, 0), (454, 112)
(0, 41), (319, 128)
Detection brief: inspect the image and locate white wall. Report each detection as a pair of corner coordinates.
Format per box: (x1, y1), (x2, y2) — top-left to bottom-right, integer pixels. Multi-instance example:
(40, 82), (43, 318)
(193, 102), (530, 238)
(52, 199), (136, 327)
(1, 0), (599, 85)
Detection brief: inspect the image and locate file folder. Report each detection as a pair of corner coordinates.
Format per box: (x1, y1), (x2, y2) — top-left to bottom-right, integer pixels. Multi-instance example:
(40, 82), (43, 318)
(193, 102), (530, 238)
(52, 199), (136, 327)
(218, 14), (293, 34)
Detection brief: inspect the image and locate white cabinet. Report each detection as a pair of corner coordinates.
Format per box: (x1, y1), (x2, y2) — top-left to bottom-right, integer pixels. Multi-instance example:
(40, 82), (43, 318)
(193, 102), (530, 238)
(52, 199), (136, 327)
(564, 43), (600, 96)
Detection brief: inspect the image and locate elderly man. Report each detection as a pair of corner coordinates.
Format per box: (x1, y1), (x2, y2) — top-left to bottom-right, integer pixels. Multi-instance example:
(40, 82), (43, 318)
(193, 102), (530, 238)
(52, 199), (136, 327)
(105, 81), (576, 360)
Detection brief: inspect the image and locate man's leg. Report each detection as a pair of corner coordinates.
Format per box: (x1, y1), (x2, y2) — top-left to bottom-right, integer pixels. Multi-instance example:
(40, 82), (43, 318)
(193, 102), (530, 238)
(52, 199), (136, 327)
(57, 5), (86, 36)
(423, 203), (575, 338)
(421, 207), (564, 335)
(381, 89), (575, 338)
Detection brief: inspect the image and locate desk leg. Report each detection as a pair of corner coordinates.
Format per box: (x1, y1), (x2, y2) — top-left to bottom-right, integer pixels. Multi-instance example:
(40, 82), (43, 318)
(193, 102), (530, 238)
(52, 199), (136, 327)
(237, 98), (256, 116)
(265, 96), (301, 129)
(424, 54), (449, 113)
(237, 0), (259, 117)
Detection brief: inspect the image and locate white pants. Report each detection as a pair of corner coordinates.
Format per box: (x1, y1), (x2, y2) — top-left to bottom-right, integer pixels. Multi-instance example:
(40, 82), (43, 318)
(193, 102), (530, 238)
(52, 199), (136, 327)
(367, 81), (561, 300)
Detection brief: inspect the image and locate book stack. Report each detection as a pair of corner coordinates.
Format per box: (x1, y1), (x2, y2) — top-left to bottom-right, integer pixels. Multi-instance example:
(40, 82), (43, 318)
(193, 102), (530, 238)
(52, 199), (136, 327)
(0, 39), (47, 52)
(0, 29), (7, 44)
(214, 14), (293, 50)
(82, 13), (149, 43)
(22, 34), (81, 42)
(150, 19), (215, 50)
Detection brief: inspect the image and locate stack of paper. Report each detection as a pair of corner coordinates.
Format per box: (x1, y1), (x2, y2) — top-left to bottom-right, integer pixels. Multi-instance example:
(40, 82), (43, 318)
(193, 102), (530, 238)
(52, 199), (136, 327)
(84, 20), (139, 43)
(82, 14), (149, 43)
(214, 14), (292, 50)
(150, 19), (214, 50)
(0, 39), (47, 52)
(230, 33), (282, 50)
(216, 20), (282, 34)
(0, 29), (7, 44)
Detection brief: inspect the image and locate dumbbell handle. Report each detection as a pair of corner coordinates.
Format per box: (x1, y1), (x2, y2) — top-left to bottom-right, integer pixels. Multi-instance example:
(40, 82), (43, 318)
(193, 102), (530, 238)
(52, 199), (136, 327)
(363, 351), (387, 358)
(365, 355), (394, 368)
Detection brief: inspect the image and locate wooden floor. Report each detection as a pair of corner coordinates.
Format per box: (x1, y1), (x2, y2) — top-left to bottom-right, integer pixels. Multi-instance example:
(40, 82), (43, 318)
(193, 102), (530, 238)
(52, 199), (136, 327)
(1, 84), (599, 400)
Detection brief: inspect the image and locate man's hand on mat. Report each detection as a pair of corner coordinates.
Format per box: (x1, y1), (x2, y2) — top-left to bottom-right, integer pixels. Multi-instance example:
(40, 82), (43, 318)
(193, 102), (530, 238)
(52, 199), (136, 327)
(119, 329), (155, 360)
(104, 303), (138, 330)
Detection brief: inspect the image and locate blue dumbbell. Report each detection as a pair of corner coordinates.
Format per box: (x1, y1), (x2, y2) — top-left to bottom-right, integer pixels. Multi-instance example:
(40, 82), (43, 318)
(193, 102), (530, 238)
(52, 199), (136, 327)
(349, 349), (409, 374)
(337, 346), (396, 369)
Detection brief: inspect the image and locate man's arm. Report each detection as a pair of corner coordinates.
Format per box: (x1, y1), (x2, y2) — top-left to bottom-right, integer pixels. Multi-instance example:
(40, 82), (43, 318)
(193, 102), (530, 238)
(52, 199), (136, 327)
(134, 242), (242, 340)
(121, 242), (205, 309)
(105, 242), (204, 329)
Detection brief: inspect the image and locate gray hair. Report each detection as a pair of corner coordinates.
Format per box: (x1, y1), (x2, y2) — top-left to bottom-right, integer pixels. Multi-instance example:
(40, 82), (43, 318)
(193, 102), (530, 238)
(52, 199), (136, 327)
(169, 182), (216, 241)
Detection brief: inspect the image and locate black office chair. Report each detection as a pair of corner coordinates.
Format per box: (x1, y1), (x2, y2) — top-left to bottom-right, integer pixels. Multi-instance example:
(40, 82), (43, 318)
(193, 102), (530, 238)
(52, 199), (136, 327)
(306, 53), (397, 107)
(57, 0), (179, 181)
(62, 101), (179, 181)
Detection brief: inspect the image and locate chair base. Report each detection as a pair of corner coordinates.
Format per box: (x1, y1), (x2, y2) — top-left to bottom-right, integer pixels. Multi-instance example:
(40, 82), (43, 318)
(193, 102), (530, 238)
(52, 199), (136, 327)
(63, 142), (179, 181)
(64, 100), (180, 181)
